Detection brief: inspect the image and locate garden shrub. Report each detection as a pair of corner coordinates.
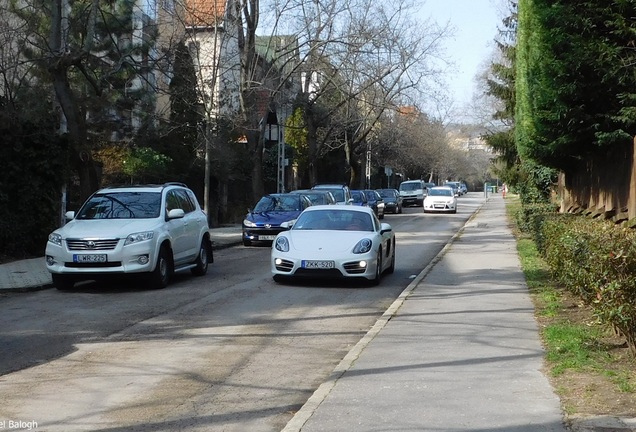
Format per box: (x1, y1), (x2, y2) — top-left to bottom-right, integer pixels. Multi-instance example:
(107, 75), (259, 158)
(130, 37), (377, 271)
(539, 213), (636, 355)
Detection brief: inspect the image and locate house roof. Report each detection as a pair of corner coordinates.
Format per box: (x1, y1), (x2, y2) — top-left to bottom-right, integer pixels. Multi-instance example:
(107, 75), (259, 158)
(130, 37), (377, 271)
(184, 0), (227, 28)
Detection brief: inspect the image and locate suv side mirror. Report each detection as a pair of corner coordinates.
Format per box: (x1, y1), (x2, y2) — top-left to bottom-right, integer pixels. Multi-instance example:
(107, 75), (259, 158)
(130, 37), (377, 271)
(167, 208), (185, 219)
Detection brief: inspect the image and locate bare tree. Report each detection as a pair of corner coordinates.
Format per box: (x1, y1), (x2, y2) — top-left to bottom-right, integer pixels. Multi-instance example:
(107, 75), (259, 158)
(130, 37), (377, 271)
(237, 0), (450, 189)
(7, 0), (184, 201)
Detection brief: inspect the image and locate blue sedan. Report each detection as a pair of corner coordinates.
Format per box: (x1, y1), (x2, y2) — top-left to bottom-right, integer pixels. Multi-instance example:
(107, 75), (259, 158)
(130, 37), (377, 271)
(242, 193), (312, 246)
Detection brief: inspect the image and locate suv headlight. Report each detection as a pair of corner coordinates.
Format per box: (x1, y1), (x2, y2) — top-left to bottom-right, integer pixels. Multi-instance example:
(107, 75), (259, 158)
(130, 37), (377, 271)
(243, 219), (257, 227)
(353, 238), (373, 254)
(48, 233), (62, 246)
(124, 231), (154, 246)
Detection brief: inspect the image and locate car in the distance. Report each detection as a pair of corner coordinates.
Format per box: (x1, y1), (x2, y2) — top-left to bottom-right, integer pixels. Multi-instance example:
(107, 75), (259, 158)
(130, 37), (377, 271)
(311, 183), (352, 205)
(424, 182), (436, 195)
(363, 189), (385, 219)
(423, 186), (458, 214)
(377, 188), (402, 214)
(45, 182), (213, 290)
(350, 190), (369, 207)
(290, 189), (337, 205)
(444, 181), (461, 196)
(399, 180), (425, 207)
(242, 193), (312, 246)
(271, 205), (395, 285)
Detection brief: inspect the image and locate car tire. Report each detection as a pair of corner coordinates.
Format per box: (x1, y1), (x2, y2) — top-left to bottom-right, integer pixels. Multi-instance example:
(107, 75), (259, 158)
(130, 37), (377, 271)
(191, 238), (209, 276)
(273, 274), (287, 283)
(379, 211), (384, 220)
(451, 209), (457, 214)
(387, 242), (396, 274)
(52, 274), (75, 291)
(398, 205), (402, 214)
(371, 251), (382, 286)
(150, 245), (171, 289)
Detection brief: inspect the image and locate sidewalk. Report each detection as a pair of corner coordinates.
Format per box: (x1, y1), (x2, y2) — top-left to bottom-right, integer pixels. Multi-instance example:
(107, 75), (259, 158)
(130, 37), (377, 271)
(281, 196), (636, 432)
(0, 225), (243, 292)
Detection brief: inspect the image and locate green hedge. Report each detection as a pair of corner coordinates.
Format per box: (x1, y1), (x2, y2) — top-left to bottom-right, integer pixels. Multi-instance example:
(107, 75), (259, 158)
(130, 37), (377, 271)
(537, 212), (636, 354)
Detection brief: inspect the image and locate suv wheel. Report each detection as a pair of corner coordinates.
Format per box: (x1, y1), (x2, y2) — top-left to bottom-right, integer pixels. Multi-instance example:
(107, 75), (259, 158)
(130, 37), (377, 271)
(191, 239), (209, 276)
(52, 274), (75, 291)
(150, 245), (171, 289)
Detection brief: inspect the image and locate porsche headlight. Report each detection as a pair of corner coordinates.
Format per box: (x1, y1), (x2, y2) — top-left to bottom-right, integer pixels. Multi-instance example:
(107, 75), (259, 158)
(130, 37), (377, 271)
(353, 238), (373, 254)
(275, 236), (289, 252)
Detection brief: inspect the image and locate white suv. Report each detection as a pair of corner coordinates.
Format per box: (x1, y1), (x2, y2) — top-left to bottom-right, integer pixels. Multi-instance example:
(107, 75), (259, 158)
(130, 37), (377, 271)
(45, 183), (213, 290)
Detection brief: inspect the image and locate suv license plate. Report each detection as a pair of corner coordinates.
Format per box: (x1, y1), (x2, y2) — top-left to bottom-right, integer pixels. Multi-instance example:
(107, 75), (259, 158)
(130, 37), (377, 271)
(302, 260), (335, 269)
(73, 254), (107, 263)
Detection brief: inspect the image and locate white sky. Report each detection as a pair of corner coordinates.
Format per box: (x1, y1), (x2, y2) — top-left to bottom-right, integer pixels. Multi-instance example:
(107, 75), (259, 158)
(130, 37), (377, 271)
(419, 0), (503, 112)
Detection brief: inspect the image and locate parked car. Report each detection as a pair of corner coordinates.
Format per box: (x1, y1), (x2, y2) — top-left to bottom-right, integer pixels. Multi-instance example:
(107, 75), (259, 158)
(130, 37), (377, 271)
(423, 186), (458, 214)
(350, 190), (369, 207)
(271, 205), (395, 285)
(424, 182), (436, 195)
(242, 193), (312, 246)
(363, 189), (385, 219)
(311, 183), (352, 205)
(399, 180), (425, 207)
(444, 181), (461, 196)
(290, 189), (337, 205)
(377, 188), (403, 214)
(45, 182), (213, 290)
(458, 182), (468, 195)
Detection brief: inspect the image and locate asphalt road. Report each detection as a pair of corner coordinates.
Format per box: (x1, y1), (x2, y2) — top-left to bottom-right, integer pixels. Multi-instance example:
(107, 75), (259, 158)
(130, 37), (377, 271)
(0, 193), (483, 432)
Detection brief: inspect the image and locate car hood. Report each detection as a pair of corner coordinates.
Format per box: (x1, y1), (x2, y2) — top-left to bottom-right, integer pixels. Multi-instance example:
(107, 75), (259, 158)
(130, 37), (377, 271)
(246, 211), (302, 226)
(288, 231), (372, 252)
(54, 218), (162, 239)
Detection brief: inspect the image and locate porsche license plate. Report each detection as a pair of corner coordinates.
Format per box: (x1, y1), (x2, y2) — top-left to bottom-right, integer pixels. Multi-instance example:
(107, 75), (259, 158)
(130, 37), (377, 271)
(302, 260), (335, 269)
(73, 254), (107, 263)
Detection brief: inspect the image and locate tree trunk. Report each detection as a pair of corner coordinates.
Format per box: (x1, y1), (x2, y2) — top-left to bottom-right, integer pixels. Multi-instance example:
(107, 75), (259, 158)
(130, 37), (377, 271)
(50, 65), (98, 202)
(249, 130), (264, 201)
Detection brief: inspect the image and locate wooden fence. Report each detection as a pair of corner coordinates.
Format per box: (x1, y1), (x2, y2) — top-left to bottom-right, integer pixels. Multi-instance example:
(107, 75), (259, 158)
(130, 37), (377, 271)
(557, 137), (636, 227)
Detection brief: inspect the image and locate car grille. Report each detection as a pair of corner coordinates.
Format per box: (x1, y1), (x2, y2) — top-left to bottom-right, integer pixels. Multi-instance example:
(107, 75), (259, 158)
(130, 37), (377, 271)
(275, 259), (294, 272)
(66, 239), (120, 251)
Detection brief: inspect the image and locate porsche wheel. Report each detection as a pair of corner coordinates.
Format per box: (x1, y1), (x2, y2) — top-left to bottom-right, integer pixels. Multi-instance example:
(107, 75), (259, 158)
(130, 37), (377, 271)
(371, 252), (382, 286)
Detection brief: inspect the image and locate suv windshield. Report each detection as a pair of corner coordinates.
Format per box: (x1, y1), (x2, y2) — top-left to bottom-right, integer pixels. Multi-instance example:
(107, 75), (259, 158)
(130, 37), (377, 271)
(77, 192), (162, 219)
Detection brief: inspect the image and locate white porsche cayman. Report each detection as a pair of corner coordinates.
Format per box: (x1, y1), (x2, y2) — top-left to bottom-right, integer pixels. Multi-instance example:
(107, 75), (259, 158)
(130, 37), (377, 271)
(271, 205), (396, 285)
